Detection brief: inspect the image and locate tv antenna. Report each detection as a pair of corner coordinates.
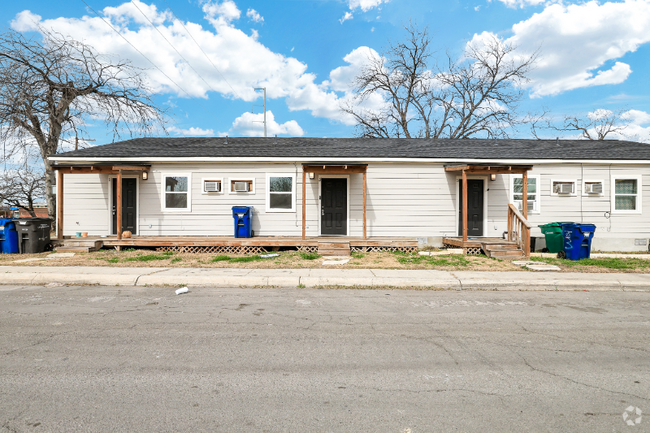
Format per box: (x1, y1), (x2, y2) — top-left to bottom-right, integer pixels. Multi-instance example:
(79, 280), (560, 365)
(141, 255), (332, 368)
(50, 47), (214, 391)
(253, 87), (267, 137)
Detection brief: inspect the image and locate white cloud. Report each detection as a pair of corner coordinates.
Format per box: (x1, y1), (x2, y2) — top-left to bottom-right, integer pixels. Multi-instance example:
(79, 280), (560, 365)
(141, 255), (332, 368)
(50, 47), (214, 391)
(339, 12), (354, 24)
(246, 8), (263, 23)
(348, 0), (389, 13)
(493, 0), (547, 9)
(227, 111), (304, 137)
(619, 109), (650, 143)
(10, 10), (42, 31)
(202, 0), (240, 26)
(470, 0), (650, 97)
(168, 126), (215, 136)
(10, 1), (376, 130)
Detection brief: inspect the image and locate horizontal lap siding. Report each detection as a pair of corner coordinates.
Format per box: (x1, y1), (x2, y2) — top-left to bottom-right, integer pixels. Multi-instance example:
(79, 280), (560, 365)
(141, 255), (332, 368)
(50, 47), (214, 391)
(364, 164), (453, 237)
(62, 173), (110, 236)
(494, 164), (650, 239)
(140, 163), (454, 238)
(60, 162), (650, 241)
(140, 164), (308, 236)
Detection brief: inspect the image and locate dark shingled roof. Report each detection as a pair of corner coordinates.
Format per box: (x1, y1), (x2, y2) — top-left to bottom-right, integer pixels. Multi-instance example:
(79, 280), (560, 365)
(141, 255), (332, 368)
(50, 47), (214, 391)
(52, 137), (650, 161)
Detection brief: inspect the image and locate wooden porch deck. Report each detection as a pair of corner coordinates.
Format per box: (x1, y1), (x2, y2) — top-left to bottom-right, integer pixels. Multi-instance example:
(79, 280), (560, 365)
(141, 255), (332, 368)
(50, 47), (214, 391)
(55, 235), (419, 254)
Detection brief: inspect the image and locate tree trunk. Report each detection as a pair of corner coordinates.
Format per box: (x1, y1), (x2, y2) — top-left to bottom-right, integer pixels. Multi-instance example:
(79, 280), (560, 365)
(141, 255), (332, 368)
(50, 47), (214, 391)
(43, 157), (56, 220)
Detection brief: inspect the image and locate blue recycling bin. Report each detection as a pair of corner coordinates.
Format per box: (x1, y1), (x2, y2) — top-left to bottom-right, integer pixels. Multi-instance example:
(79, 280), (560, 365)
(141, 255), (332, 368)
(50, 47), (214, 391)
(0, 218), (20, 254)
(562, 223), (596, 261)
(232, 206), (253, 238)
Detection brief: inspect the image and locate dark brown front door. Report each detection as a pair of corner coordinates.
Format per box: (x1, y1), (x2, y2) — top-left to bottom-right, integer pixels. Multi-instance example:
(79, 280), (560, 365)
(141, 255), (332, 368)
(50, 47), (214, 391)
(458, 179), (484, 237)
(321, 178), (347, 235)
(112, 178), (137, 235)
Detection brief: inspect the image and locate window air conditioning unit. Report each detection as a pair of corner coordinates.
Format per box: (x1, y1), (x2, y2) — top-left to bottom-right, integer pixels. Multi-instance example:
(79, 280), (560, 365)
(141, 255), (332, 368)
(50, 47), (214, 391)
(204, 181), (221, 192)
(234, 181), (249, 192)
(585, 182), (603, 194)
(553, 182), (574, 194)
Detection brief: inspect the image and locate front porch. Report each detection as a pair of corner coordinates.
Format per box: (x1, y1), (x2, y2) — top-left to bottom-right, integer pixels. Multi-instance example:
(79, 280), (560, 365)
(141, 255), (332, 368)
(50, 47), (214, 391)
(54, 235), (419, 255)
(444, 163), (533, 258)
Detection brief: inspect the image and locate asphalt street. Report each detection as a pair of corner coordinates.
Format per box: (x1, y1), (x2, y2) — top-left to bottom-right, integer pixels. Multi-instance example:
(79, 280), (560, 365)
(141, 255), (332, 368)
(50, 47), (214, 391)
(1, 285), (649, 432)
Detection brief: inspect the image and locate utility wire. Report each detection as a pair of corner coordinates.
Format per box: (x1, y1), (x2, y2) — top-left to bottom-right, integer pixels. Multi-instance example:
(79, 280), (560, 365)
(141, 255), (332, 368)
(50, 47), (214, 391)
(79, 0), (222, 122)
(160, 0), (243, 100)
(130, 0), (222, 97)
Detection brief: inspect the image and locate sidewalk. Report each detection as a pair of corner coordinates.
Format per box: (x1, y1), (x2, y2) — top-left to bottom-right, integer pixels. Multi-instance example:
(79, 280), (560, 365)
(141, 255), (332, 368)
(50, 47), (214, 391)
(1, 265), (650, 291)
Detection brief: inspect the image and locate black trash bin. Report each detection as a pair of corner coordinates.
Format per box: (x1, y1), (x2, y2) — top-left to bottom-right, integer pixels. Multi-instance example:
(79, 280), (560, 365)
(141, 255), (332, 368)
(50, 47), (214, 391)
(17, 218), (53, 253)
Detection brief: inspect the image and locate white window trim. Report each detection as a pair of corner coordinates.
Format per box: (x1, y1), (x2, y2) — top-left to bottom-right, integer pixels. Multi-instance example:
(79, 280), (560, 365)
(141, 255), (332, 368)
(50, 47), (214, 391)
(201, 177), (223, 195)
(228, 178), (256, 194)
(266, 173), (296, 213)
(161, 173), (192, 212)
(611, 175), (642, 214)
(510, 174), (541, 214)
(550, 179), (577, 197)
(582, 179), (604, 196)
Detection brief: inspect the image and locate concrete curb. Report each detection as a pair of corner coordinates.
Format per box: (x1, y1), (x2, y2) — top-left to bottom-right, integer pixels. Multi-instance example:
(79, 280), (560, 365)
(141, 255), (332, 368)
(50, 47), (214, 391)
(1, 265), (650, 292)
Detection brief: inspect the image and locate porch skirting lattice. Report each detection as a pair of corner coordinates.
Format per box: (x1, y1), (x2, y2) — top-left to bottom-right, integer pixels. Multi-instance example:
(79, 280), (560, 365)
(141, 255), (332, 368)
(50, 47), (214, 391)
(156, 245), (268, 254)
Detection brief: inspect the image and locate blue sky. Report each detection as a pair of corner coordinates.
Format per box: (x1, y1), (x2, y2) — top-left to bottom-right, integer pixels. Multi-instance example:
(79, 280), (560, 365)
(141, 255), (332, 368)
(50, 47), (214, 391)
(3, 0), (650, 144)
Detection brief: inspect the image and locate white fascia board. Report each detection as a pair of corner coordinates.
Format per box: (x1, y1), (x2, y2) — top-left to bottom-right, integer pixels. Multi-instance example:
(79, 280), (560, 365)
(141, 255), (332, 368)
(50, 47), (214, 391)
(48, 156), (650, 165)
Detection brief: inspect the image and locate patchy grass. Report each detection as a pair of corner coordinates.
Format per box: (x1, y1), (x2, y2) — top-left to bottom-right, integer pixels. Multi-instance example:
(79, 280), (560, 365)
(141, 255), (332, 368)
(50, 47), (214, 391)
(299, 252), (321, 260)
(124, 254), (171, 262)
(3, 247), (650, 273)
(530, 256), (650, 271)
(228, 255), (263, 263)
(394, 251), (473, 268)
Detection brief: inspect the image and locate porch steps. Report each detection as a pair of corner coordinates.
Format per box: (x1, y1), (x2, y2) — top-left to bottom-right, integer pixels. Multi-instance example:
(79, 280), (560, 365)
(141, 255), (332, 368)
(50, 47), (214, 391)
(57, 239), (104, 253)
(481, 242), (524, 259)
(318, 241), (351, 256)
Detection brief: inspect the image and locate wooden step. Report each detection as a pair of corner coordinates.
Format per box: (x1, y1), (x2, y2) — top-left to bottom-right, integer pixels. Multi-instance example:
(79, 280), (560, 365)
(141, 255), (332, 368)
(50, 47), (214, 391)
(318, 241), (350, 256)
(60, 239), (103, 252)
(486, 248), (524, 259)
(481, 242), (519, 250)
(56, 246), (94, 253)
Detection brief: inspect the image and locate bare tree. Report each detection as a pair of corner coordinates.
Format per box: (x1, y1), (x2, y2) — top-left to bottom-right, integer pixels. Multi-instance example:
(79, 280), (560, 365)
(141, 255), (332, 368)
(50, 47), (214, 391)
(342, 25), (537, 139)
(544, 109), (628, 140)
(0, 29), (167, 219)
(0, 164), (46, 217)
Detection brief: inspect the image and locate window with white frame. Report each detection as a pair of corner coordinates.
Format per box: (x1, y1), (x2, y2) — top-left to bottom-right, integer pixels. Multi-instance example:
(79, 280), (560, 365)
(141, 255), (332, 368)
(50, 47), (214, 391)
(511, 175), (540, 213)
(266, 173), (295, 212)
(551, 180), (576, 196)
(162, 174), (191, 211)
(612, 176), (642, 213)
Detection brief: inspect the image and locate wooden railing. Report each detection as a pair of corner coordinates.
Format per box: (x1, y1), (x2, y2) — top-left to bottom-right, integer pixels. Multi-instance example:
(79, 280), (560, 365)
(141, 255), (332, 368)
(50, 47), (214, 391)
(507, 204), (532, 258)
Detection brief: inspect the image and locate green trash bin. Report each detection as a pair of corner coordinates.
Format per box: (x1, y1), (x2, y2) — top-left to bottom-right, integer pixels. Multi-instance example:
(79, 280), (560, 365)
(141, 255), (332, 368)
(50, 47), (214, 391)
(539, 222), (572, 254)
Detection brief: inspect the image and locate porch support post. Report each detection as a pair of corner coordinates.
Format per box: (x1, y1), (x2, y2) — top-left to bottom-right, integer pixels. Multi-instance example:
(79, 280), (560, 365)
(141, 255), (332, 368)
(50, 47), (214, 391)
(522, 170), (529, 257)
(57, 169), (63, 240)
(363, 170), (367, 240)
(117, 170), (123, 240)
(462, 169), (468, 242)
(522, 171), (528, 219)
(302, 167), (306, 240)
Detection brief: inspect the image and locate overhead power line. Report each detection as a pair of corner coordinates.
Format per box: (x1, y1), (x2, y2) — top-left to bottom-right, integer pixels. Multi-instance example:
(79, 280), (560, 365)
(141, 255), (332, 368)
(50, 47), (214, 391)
(79, 0), (222, 122)
(130, 0), (222, 97)
(160, 0), (243, 100)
